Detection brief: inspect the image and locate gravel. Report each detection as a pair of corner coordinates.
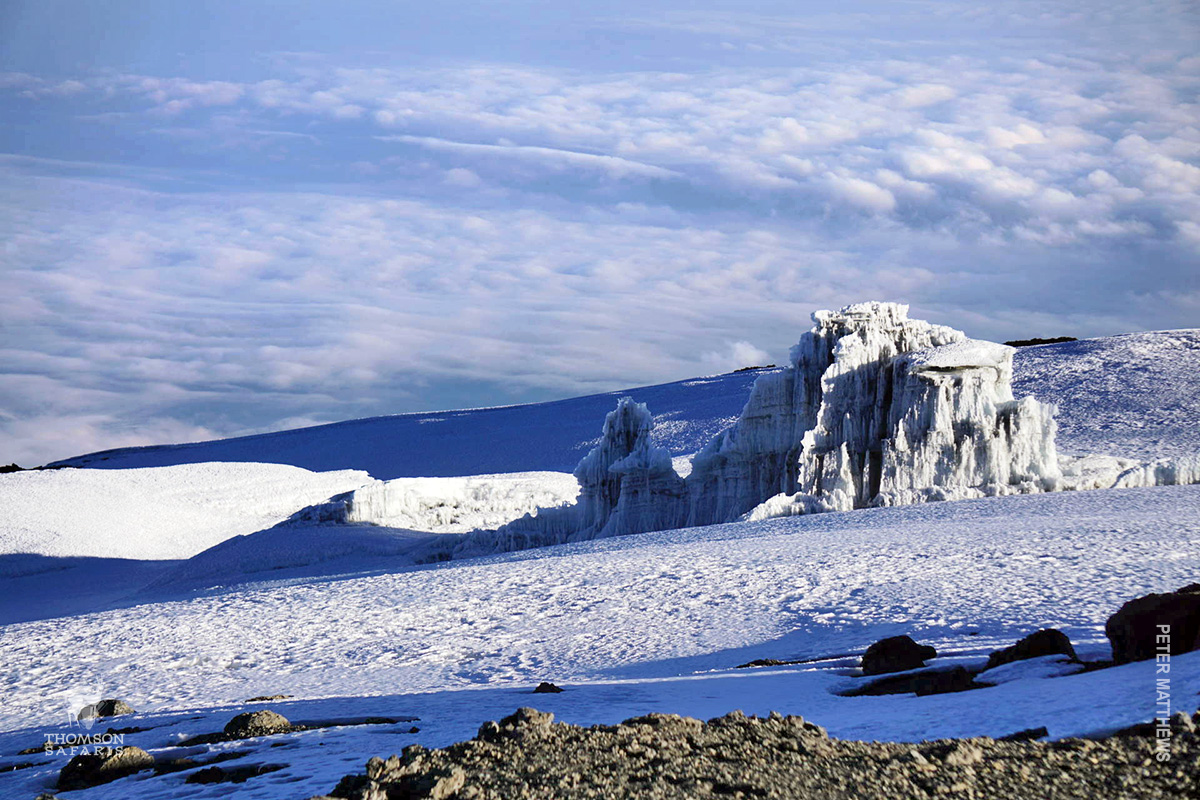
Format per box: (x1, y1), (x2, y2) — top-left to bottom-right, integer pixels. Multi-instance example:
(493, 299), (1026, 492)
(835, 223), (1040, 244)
(315, 707), (1199, 799)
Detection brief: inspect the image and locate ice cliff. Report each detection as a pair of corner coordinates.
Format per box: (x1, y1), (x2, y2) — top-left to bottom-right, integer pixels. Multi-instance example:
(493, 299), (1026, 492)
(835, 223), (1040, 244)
(689, 302), (1061, 523)
(295, 472), (579, 534)
(462, 302), (1068, 552)
(338, 301), (1197, 555)
(457, 398), (687, 553)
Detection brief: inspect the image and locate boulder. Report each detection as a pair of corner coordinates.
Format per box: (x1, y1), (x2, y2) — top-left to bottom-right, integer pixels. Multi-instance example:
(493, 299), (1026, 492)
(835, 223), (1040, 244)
(997, 726), (1049, 742)
(223, 710), (292, 738)
(1105, 584), (1200, 664)
(860, 635), (937, 675)
(846, 666), (986, 697)
(985, 628), (1077, 670)
(477, 708), (554, 743)
(533, 682), (564, 694)
(77, 699), (136, 720)
(58, 746), (155, 790)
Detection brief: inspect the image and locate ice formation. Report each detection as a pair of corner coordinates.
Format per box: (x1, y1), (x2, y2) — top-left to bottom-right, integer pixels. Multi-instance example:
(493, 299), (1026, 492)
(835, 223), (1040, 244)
(295, 472), (579, 534)
(459, 302), (1068, 551)
(335, 301), (1197, 554)
(458, 399), (687, 553)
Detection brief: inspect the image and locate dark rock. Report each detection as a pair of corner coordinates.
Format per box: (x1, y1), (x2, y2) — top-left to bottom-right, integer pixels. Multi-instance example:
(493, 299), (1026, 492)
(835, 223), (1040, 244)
(57, 746), (155, 790)
(846, 666), (988, 697)
(223, 709), (292, 738)
(1, 761), (39, 773)
(477, 708), (554, 742)
(246, 694), (293, 702)
(1004, 336), (1077, 347)
(998, 726), (1049, 742)
(860, 635), (937, 675)
(186, 763), (287, 784)
(985, 628), (1077, 670)
(533, 682), (564, 693)
(155, 751), (246, 775)
(77, 698), (136, 720)
(736, 658), (790, 668)
(1105, 584), (1200, 664)
(0, 464), (24, 473)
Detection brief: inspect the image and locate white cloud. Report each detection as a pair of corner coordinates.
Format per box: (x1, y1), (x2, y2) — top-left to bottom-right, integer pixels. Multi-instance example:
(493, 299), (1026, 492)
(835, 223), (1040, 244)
(1, 0), (1197, 463)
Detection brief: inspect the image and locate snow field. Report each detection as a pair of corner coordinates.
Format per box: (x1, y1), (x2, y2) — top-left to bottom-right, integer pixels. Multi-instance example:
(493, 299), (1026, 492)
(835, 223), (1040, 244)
(0, 463), (371, 560)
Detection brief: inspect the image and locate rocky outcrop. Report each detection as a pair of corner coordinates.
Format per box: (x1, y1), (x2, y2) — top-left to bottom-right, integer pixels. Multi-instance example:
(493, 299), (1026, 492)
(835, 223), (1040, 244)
(860, 635), (938, 675)
(1106, 584), (1200, 664)
(58, 746), (155, 790)
(316, 706), (1199, 800)
(224, 709), (294, 738)
(77, 698), (135, 720)
(985, 629), (1077, 670)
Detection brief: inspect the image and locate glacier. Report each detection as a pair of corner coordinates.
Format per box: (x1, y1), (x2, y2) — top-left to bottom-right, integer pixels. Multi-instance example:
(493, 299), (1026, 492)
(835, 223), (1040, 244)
(457, 301), (1198, 553)
(294, 472), (579, 534)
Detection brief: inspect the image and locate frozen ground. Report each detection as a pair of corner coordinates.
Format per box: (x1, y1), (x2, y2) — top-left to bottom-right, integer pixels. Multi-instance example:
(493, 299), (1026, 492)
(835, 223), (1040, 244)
(0, 462), (370, 560)
(1, 328), (1198, 798)
(1, 485), (1198, 798)
(1012, 329), (1200, 460)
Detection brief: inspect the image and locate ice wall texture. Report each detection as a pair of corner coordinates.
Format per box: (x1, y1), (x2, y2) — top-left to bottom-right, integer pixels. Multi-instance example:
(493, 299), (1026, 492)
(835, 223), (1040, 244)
(693, 302), (1060, 522)
(449, 302), (1196, 553)
(470, 302), (1065, 550)
(458, 398), (688, 553)
(296, 472), (579, 533)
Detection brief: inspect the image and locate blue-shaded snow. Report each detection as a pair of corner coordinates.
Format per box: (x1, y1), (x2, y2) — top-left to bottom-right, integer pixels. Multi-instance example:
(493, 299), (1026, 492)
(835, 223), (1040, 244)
(49, 370), (774, 478)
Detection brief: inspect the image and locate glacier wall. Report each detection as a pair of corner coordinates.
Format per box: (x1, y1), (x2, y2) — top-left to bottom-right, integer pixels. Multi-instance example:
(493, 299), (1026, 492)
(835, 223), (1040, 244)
(462, 302), (1068, 552)
(295, 472), (579, 534)
(690, 302), (1061, 521)
(457, 398), (686, 554)
(360, 301), (1198, 556)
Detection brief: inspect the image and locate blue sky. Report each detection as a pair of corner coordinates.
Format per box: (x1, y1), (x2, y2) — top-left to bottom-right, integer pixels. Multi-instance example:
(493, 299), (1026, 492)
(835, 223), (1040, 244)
(1, 0), (1198, 465)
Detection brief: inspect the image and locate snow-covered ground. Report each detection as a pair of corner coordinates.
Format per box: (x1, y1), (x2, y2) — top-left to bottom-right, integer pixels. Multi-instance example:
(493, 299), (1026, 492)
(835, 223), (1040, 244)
(48, 369), (767, 478)
(0, 462), (370, 560)
(0, 485), (1197, 799)
(1, 327), (1198, 799)
(1012, 329), (1200, 460)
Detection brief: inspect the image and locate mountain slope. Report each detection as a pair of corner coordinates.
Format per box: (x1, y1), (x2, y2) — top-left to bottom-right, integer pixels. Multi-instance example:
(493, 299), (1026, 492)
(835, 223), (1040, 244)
(49, 370), (772, 478)
(49, 329), (1200, 477)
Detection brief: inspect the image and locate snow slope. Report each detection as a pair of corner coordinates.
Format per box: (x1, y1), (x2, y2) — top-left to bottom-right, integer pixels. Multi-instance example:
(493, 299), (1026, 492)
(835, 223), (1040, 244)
(48, 370), (770, 477)
(47, 329), (1200, 481)
(1, 325), (1198, 799)
(0, 463), (370, 560)
(0, 484), (1197, 799)
(1011, 329), (1200, 460)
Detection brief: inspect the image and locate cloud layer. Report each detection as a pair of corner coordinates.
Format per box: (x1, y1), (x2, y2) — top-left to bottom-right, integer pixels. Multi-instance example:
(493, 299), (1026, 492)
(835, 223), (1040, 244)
(0, 0), (1197, 465)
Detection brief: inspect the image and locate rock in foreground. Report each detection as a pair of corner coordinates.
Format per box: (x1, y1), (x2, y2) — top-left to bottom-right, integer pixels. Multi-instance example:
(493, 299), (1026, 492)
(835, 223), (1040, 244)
(1106, 584), (1200, 664)
(77, 698), (136, 720)
(985, 628), (1077, 670)
(860, 635), (937, 675)
(224, 709), (293, 738)
(58, 746), (155, 790)
(316, 707), (1197, 800)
